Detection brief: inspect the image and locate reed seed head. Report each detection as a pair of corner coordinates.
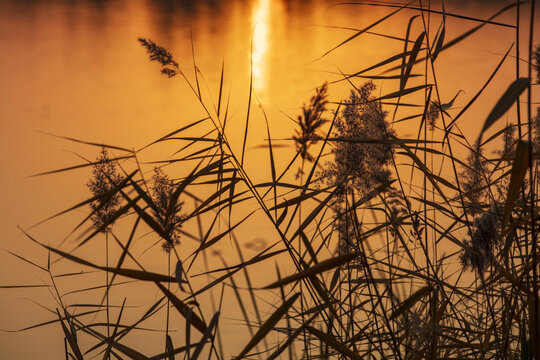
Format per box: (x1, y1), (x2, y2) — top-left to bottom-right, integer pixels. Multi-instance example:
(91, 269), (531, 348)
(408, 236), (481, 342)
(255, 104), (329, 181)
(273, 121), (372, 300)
(460, 205), (501, 275)
(138, 38), (179, 78)
(323, 81), (394, 197)
(427, 100), (441, 131)
(151, 167), (184, 252)
(87, 148), (123, 233)
(460, 142), (488, 217)
(293, 83), (329, 163)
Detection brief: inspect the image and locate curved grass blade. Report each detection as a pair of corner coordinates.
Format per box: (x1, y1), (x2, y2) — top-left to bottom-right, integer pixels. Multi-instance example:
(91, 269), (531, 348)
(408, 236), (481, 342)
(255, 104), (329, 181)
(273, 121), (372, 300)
(22, 231), (177, 283)
(39, 131), (133, 153)
(154, 282), (207, 334)
(196, 211), (254, 252)
(431, 2), (446, 62)
(276, 205), (288, 227)
(333, 1), (514, 28)
(390, 285), (433, 320)
(268, 184), (334, 211)
(166, 158), (225, 223)
(82, 324), (150, 360)
(502, 140), (530, 230)
(305, 326), (363, 360)
(317, 1), (412, 60)
(30, 155), (132, 178)
(140, 117), (209, 151)
(401, 31), (425, 90)
(190, 311), (219, 360)
(0, 284), (50, 288)
(187, 268), (241, 300)
(264, 253), (359, 289)
(3, 250), (48, 272)
(194, 249), (286, 277)
(445, 44), (513, 136)
(477, 77), (529, 142)
(57, 309), (84, 360)
(234, 293), (300, 359)
(2, 309), (102, 333)
(397, 141), (452, 203)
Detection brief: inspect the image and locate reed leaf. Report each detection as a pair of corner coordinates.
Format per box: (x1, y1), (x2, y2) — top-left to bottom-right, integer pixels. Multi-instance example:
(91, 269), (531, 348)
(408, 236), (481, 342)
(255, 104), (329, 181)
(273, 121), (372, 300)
(264, 253), (359, 289)
(478, 78), (530, 142)
(154, 282), (207, 334)
(305, 326), (363, 360)
(235, 293), (300, 359)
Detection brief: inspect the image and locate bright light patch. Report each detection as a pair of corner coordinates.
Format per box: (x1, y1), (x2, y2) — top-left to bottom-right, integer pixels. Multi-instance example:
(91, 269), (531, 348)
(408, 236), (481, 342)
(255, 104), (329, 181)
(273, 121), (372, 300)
(251, 0), (270, 94)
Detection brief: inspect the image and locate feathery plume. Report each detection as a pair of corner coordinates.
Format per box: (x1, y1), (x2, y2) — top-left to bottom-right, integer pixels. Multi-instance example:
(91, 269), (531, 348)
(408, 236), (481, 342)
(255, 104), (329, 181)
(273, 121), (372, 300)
(460, 205), (501, 274)
(323, 81), (394, 196)
(293, 83), (329, 163)
(460, 143), (488, 216)
(138, 38), (179, 78)
(151, 168), (184, 252)
(87, 148), (123, 232)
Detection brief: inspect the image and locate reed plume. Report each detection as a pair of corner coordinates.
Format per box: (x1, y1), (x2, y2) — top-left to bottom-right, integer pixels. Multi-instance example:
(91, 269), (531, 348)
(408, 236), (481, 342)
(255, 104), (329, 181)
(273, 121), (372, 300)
(323, 81), (394, 197)
(151, 167), (184, 252)
(87, 147), (123, 231)
(293, 83), (329, 164)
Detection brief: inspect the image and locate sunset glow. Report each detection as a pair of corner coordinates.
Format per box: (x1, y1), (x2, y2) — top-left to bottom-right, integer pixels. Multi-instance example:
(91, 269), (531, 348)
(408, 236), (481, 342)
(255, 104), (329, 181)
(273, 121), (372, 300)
(1, 1), (539, 359)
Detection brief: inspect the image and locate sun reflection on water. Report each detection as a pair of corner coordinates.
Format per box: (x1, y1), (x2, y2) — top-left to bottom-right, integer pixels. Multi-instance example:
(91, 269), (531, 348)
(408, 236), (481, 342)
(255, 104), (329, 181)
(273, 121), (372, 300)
(251, 0), (271, 95)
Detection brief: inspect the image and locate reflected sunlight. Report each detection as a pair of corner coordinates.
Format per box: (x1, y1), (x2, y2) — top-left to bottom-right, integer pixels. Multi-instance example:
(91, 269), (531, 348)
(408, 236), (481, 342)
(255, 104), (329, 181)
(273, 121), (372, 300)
(251, 0), (271, 95)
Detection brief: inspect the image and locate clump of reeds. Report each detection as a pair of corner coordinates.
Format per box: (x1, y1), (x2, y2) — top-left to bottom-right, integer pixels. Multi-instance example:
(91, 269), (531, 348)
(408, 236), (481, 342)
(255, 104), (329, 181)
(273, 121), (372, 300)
(322, 81), (394, 196)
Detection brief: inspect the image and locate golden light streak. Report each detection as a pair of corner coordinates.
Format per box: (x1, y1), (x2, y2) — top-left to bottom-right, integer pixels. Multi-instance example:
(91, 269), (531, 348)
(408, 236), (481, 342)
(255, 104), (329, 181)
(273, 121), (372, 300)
(251, 0), (270, 94)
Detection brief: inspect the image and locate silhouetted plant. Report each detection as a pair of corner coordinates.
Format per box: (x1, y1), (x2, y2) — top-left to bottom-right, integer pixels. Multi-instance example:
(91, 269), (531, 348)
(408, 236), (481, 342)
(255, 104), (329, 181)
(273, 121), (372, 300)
(533, 45), (540, 83)
(460, 142), (488, 217)
(533, 107), (540, 150)
(87, 147), (123, 232)
(335, 206), (361, 257)
(405, 312), (435, 359)
(460, 205), (501, 275)
(293, 83), (329, 163)
(86, 147), (123, 356)
(496, 124), (517, 158)
(386, 186), (417, 239)
(323, 81), (394, 196)
(426, 91), (462, 131)
(151, 167), (184, 252)
(426, 100), (441, 131)
(138, 38), (179, 78)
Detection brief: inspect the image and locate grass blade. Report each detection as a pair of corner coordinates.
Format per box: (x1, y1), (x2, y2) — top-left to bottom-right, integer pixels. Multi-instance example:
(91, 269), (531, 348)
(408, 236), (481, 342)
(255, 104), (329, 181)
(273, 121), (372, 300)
(154, 282), (208, 334)
(264, 253), (359, 289)
(235, 293), (300, 359)
(478, 77), (529, 142)
(502, 140), (531, 230)
(305, 326), (363, 360)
